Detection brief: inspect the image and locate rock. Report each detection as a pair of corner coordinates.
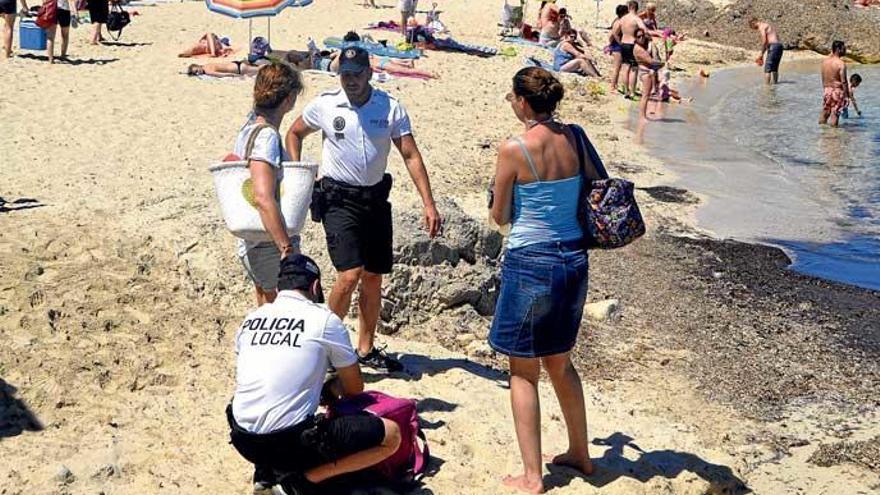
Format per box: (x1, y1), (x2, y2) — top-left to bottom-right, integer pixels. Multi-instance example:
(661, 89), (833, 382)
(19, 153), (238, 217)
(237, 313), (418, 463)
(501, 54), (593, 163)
(585, 299), (620, 321)
(380, 199), (501, 334)
(466, 340), (492, 358)
(663, 0), (880, 63)
(54, 465), (75, 485)
(455, 333), (477, 345)
(92, 463), (119, 480)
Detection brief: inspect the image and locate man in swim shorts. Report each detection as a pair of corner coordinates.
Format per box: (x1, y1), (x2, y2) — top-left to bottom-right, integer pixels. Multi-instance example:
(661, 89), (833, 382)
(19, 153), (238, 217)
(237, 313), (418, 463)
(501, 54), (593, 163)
(749, 17), (783, 85)
(820, 40), (850, 127)
(613, 0), (648, 98)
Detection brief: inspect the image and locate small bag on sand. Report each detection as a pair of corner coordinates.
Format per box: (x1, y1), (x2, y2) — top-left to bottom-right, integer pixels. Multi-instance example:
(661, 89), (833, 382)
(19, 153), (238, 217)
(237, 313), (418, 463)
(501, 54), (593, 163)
(208, 124), (318, 242)
(571, 124), (646, 249)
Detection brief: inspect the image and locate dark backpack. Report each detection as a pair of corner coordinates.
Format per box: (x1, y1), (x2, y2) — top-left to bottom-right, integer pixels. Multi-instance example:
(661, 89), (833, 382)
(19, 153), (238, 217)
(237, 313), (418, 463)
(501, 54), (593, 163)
(106, 2), (130, 40)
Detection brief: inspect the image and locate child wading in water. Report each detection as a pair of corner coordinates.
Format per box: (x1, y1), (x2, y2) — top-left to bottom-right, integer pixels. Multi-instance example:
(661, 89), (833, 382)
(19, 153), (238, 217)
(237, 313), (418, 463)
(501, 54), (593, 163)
(842, 73), (862, 119)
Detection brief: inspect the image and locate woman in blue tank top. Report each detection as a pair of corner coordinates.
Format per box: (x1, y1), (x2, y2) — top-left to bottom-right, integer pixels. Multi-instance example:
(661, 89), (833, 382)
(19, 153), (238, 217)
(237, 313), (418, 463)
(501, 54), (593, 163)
(488, 67), (605, 493)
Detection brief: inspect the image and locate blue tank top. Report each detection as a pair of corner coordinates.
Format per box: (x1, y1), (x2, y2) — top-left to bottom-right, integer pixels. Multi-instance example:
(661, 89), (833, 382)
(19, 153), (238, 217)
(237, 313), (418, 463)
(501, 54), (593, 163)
(553, 45), (574, 71)
(507, 137), (583, 250)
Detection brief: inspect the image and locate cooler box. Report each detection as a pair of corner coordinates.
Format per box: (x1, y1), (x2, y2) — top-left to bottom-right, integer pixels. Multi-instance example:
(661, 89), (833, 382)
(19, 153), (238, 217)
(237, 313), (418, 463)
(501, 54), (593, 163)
(20, 20), (47, 51)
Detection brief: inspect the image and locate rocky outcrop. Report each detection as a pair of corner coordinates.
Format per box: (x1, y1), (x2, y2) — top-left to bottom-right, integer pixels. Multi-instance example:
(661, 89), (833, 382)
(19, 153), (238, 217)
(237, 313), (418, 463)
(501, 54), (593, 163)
(378, 199), (503, 335)
(663, 0), (880, 63)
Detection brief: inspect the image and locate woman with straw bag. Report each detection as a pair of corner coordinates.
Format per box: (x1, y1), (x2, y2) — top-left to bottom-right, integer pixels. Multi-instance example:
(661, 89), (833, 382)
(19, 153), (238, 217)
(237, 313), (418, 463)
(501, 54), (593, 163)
(233, 63), (304, 305)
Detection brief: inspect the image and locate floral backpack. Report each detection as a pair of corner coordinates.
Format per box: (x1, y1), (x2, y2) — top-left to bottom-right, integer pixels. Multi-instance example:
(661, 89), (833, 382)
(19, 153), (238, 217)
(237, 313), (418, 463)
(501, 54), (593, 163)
(570, 124), (646, 249)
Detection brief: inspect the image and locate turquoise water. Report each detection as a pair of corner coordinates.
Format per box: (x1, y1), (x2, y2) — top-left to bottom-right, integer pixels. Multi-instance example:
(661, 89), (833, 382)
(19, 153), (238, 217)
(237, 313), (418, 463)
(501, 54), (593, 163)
(637, 61), (880, 291)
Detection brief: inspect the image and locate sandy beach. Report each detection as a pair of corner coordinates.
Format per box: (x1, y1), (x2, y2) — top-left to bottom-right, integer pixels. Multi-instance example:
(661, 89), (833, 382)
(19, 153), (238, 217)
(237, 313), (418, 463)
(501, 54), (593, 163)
(2, 1), (879, 494)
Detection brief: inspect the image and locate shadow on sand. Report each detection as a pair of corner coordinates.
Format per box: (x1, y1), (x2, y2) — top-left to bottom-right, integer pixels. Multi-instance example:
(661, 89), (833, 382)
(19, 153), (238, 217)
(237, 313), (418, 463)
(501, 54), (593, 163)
(0, 379), (44, 440)
(545, 432), (750, 494)
(0, 197), (44, 214)
(379, 352), (507, 384)
(16, 53), (119, 65)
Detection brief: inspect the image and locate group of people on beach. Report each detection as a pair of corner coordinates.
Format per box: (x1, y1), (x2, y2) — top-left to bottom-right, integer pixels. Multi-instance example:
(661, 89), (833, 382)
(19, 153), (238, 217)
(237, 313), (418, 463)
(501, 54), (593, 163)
(606, 1), (687, 119)
(745, 18), (863, 127)
(224, 21), (600, 494)
(1, 0), (116, 62)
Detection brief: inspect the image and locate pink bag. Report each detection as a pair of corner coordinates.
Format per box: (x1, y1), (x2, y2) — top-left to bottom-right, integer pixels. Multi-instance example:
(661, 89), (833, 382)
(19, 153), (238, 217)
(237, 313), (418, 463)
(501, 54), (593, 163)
(329, 391), (430, 482)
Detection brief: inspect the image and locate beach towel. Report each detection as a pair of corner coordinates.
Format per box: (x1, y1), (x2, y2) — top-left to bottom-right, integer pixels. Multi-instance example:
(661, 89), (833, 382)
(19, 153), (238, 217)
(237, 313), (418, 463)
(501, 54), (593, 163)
(324, 37), (421, 59)
(501, 36), (552, 50)
(523, 56), (555, 71)
(428, 37), (497, 57)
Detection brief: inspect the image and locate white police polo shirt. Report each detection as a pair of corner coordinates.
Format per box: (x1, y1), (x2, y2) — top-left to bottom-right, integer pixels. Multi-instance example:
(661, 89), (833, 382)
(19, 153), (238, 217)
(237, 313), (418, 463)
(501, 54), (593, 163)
(302, 87), (413, 187)
(232, 291), (357, 434)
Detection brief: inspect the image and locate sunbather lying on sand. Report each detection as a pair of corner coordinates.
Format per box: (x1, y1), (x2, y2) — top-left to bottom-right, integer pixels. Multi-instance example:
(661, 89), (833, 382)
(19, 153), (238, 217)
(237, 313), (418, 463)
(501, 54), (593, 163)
(186, 60), (259, 77)
(179, 32), (233, 58)
(280, 31), (437, 79)
(854, 0), (880, 7)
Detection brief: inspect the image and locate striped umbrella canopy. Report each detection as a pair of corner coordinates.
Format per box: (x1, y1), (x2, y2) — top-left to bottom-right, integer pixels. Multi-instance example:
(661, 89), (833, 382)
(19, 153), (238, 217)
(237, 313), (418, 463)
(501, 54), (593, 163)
(205, 0), (313, 19)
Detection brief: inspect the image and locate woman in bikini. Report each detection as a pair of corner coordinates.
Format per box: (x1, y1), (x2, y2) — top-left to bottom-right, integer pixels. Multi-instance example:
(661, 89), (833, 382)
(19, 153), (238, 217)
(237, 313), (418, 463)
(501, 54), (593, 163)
(187, 60), (260, 77)
(634, 29), (664, 119)
(178, 32), (233, 58)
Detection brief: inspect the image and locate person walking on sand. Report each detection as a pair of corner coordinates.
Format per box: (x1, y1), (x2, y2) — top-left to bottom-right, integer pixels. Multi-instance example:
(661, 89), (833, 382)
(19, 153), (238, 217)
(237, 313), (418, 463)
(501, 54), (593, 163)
(234, 63), (304, 306)
(1, 0), (28, 59)
(634, 28), (664, 120)
(749, 17), (783, 85)
(820, 40), (850, 127)
(286, 47), (442, 373)
(227, 254), (402, 494)
(87, 0), (108, 44)
(612, 0), (649, 99)
(489, 66), (605, 494)
(398, 0), (417, 41)
(46, 0), (77, 63)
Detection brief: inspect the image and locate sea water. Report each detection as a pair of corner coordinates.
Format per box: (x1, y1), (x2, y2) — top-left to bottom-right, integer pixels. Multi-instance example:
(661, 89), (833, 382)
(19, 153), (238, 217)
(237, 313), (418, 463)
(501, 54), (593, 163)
(636, 61), (880, 290)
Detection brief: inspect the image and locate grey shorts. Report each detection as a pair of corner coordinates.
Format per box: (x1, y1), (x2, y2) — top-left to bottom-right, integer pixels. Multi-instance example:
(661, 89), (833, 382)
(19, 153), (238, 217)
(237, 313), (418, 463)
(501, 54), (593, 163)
(239, 237), (301, 290)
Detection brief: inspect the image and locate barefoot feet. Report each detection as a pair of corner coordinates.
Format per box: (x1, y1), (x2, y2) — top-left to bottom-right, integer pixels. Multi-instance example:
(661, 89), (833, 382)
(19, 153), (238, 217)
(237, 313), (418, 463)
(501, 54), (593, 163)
(502, 474), (544, 494)
(547, 451), (594, 476)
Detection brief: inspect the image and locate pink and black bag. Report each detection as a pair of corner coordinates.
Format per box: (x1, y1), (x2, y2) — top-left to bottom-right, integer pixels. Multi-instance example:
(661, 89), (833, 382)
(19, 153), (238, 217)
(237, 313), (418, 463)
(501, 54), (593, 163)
(329, 390), (430, 482)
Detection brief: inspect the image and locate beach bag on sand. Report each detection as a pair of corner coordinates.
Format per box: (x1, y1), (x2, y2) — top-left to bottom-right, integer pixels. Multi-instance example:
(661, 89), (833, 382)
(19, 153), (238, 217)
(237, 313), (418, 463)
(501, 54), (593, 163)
(329, 391), (430, 483)
(571, 124), (646, 249)
(208, 124), (318, 242)
(35, 0), (56, 29)
(106, 2), (130, 41)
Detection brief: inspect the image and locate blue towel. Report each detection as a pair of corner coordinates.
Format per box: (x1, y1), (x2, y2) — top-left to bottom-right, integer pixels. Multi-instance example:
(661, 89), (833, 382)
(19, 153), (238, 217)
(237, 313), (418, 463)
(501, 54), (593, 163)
(324, 37), (421, 59)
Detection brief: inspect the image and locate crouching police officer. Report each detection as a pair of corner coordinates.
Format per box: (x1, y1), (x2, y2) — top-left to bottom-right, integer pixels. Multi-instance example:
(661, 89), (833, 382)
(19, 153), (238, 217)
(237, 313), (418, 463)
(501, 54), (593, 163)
(228, 254), (401, 494)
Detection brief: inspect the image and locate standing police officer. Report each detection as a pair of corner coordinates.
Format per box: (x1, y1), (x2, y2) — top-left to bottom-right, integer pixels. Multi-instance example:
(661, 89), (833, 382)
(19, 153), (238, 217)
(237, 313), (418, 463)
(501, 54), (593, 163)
(286, 47), (442, 372)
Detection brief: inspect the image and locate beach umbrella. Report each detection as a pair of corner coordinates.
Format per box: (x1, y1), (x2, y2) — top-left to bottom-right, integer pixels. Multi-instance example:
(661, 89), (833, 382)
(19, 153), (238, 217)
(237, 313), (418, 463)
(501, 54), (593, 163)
(204, 0), (314, 43)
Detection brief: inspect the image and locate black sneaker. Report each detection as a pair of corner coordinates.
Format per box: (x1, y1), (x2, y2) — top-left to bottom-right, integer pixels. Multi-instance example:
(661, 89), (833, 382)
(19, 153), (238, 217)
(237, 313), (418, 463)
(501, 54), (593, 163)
(253, 465), (276, 494)
(357, 345), (404, 372)
(276, 471), (317, 495)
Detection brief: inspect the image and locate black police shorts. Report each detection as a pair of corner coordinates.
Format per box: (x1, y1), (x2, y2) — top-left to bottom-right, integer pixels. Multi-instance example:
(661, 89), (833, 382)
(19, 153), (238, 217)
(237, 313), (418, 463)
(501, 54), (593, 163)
(323, 196), (393, 275)
(227, 405), (386, 474)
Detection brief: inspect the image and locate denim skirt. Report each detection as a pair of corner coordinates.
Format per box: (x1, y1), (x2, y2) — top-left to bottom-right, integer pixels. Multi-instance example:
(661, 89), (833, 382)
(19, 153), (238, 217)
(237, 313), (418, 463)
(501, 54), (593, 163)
(488, 240), (589, 358)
